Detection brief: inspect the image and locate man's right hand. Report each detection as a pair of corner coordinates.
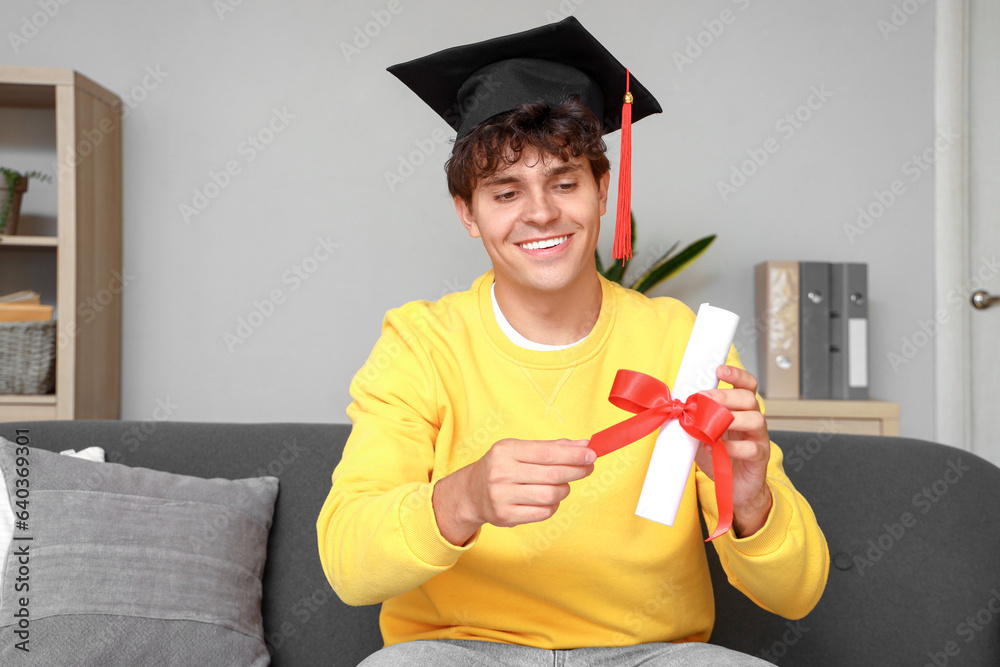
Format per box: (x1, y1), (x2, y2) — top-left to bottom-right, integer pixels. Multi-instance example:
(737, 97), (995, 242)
(432, 438), (595, 546)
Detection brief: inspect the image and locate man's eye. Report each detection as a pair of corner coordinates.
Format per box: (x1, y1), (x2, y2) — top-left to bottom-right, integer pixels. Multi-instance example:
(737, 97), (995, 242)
(556, 182), (578, 191)
(494, 191), (516, 201)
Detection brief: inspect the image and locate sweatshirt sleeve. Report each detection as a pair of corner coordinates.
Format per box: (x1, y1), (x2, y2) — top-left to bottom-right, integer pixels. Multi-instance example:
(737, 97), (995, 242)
(694, 347), (830, 620)
(316, 308), (478, 606)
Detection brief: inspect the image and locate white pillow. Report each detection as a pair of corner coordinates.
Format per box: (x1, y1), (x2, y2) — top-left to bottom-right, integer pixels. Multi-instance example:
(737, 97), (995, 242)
(59, 446), (106, 462)
(0, 447), (105, 586)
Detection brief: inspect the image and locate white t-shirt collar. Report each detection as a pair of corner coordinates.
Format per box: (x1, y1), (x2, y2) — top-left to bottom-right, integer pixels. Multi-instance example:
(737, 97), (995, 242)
(490, 281), (588, 352)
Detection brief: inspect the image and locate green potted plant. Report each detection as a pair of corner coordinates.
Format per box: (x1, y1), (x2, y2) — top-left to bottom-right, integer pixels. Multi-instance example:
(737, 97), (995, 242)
(1, 168), (53, 237)
(596, 213), (716, 294)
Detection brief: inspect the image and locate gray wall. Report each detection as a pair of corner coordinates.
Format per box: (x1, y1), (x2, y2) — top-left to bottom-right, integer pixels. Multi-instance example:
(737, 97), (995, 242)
(0, 0), (935, 438)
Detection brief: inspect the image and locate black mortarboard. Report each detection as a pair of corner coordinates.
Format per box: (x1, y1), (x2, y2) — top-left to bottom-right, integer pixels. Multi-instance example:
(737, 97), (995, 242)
(387, 16), (663, 259)
(387, 16), (661, 141)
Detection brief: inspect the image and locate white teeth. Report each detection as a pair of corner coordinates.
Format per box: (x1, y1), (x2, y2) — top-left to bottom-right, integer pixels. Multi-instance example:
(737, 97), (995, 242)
(519, 235), (568, 250)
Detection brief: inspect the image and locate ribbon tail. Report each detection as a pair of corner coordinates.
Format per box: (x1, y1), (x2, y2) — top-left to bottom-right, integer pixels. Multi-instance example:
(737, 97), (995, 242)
(706, 440), (733, 541)
(589, 408), (668, 458)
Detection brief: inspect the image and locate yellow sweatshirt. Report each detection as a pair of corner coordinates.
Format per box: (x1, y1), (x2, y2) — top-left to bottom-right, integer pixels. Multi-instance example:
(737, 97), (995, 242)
(318, 271), (829, 649)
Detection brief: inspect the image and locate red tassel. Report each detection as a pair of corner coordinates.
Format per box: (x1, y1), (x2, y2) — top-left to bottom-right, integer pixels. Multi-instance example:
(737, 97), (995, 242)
(612, 69), (634, 261)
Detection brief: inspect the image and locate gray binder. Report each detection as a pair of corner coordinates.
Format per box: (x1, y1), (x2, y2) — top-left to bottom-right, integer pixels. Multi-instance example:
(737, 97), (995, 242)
(829, 263), (869, 399)
(799, 262), (831, 399)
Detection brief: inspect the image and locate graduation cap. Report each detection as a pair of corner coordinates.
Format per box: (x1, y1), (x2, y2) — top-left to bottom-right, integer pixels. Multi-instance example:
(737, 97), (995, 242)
(387, 16), (662, 260)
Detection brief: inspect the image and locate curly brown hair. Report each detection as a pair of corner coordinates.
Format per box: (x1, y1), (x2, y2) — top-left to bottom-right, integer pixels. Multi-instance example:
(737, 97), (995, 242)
(446, 96), (610, 206)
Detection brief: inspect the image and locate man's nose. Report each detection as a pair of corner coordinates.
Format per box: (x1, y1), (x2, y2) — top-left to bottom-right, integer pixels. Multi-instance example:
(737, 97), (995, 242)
(521, 189), (559, 225)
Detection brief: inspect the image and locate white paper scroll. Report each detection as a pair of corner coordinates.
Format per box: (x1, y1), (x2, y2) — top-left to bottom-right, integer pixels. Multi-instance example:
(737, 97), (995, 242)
(634, 303), (740, 526)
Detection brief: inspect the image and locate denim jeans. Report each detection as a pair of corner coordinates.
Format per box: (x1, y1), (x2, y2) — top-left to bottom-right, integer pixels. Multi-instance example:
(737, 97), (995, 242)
(357, 638), (771, 666)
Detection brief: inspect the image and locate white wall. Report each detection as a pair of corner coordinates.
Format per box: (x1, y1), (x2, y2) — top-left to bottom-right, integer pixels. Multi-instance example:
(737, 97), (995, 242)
(0, 0), (935, 438)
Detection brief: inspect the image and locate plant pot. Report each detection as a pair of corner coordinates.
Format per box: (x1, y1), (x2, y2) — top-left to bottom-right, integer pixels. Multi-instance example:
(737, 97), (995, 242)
(0, 176), (28, 236)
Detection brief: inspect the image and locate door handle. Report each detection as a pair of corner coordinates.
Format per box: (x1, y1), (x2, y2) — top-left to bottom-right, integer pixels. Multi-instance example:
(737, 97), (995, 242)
(971, 290), (1000, 310)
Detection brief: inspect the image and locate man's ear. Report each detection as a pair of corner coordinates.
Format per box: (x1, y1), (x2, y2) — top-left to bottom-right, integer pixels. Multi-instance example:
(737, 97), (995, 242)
(454, 196), (481, 238)
(598, 171), (611, 217)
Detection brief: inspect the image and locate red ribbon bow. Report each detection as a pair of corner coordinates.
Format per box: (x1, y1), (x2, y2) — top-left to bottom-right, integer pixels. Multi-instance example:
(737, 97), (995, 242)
(589, 369), (735, 541)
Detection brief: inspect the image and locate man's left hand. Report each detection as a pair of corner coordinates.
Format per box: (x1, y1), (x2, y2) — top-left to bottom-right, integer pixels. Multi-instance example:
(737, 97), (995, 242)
(695, 364), (773, 537)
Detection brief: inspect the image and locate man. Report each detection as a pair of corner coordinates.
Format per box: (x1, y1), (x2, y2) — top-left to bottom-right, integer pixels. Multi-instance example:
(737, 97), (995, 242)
(318, 17), (829, 666)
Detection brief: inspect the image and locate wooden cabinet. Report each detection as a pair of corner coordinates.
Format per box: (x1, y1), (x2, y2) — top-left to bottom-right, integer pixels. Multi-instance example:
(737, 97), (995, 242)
(0, 67), (122, 420)
(764, 399), (900, 436)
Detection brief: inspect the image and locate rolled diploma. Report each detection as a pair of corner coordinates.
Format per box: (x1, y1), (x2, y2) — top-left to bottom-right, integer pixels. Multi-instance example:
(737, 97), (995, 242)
(634, 303), (740, 526)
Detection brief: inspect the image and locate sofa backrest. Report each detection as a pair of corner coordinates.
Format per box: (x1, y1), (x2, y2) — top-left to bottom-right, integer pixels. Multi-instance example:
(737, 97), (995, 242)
(4, 421), (999, 666)
(707, 430), (1000, 666)
(0, 420), (381, 667)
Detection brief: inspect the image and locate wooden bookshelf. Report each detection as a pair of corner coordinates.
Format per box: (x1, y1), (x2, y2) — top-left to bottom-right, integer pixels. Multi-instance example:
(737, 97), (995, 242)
(0, 67), (122, 420)
(764, 399), (900, 436)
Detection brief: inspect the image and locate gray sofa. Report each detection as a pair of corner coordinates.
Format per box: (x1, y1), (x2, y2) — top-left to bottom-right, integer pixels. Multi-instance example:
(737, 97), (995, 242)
(1, 420), (998, 666)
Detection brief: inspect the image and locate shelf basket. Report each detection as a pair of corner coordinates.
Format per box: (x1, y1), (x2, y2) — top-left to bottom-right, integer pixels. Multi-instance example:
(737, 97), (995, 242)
(0, 320), (56, 394)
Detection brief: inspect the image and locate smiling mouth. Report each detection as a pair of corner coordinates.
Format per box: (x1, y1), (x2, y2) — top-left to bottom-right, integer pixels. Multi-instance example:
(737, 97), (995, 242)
(517, 235), (570, 250)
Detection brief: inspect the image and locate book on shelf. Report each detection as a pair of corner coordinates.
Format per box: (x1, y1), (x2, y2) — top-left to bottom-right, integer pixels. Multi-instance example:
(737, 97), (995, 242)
(0, 290), (41, 305)
(0, 290), (52, 322)
(0, 304), (53, 322)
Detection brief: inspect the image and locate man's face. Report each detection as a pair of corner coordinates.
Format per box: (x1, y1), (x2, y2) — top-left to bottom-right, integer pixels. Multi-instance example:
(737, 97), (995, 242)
(454, 149), (610, 295)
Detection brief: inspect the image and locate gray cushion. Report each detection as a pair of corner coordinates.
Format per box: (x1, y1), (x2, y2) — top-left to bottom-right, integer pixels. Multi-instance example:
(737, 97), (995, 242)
(0, 437), (278, 666)
(0, 420), (384, 667)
